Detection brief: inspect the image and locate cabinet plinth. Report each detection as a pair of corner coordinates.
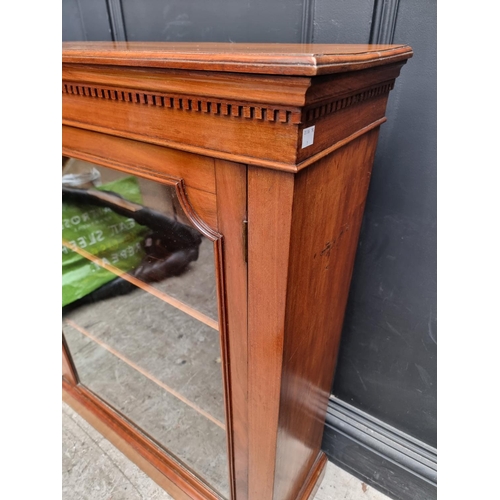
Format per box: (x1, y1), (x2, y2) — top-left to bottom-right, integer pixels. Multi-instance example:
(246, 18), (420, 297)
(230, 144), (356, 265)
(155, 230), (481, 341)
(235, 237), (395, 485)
(62, 42), (412, 500)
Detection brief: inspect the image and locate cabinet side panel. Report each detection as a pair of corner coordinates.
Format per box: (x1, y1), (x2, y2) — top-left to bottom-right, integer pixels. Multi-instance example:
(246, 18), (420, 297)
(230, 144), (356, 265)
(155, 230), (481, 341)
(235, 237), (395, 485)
(215, 160), (249, 500)
(185, 187), (218, 231)
(297, 93), (388, 163)
(274, 129), (381, 500)
(247, 168), (295, 500)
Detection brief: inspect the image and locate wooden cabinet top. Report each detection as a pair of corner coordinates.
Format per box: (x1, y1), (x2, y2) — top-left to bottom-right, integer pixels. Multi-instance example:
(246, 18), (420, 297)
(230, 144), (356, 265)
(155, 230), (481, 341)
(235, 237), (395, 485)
(62, 42), (412, 76)
(63, 42), (412, 172)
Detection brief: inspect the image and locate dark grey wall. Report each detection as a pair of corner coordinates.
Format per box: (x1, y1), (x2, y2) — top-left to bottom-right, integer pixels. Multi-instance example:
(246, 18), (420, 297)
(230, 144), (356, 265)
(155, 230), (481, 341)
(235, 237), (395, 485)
(312, 0), (374, 43)
(62, 0), (112, 41)
(328, 0), (437, 448)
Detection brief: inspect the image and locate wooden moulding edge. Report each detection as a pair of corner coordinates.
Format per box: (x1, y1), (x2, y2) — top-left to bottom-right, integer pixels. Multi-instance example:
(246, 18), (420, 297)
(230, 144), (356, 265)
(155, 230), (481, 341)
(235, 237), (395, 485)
(62, 380), (225, 500)
(61, 82), (302, 125)
(62, 117), (386, 174)
(61, 45), (413, 77)
(294, 451), (328, 500)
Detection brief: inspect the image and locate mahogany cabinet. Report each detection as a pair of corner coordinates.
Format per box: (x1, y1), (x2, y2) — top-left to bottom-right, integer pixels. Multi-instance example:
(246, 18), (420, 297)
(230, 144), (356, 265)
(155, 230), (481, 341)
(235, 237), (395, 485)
(62, 42), (412, 500)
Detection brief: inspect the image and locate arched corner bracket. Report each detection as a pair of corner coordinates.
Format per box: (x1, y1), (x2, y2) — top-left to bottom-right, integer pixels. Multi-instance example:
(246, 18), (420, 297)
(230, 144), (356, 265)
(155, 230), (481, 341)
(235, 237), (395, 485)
(174, 180), (221, 242)
(61, 147), (220, 240)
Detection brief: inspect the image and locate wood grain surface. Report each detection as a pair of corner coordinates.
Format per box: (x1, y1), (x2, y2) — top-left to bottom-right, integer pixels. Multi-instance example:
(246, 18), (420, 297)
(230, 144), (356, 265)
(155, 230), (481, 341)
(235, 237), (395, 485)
(215, 159), (249, 500)
(63, 55), (409, 170)
(247, 167), (295, 500)
(62, 42), (412, 76)
(274, 129), (381, 500)
(62, 337), (78, 385)
(62, 64), (310, 107)
(62, 89), (300, 164)
(62, 125), (216, 193)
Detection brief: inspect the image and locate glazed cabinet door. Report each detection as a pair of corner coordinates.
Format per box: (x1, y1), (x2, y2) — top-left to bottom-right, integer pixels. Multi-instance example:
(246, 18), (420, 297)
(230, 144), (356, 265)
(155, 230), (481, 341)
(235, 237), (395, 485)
(62, 130), (248, 500)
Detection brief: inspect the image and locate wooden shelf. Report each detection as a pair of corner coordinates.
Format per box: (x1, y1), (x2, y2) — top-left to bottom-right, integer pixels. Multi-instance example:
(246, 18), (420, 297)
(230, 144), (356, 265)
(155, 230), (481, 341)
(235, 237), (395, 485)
(62, 238), (219, 331)
(64, 318), (225, 430)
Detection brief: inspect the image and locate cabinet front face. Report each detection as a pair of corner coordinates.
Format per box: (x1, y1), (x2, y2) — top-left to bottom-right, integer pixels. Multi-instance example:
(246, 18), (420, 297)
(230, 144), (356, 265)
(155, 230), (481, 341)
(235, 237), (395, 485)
(62, 158), (232, 498)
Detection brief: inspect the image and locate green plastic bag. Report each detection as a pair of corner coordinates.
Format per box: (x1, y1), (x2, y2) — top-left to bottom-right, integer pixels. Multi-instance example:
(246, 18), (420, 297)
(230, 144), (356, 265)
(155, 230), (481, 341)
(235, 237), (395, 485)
(62, 176), (149, 307)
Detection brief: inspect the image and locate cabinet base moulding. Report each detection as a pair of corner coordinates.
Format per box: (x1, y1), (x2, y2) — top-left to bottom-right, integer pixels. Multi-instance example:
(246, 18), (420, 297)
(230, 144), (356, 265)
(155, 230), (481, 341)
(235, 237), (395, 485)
(63, 380), (222, 500)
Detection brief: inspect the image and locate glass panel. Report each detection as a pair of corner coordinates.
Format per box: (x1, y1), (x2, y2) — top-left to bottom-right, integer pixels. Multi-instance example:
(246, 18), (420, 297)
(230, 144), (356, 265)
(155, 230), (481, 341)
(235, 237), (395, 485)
(62, 158), (228, 497)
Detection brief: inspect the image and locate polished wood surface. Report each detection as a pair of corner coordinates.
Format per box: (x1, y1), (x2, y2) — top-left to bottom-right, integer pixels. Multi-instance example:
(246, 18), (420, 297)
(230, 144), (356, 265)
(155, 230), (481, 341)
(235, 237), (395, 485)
(245, 130), (380, 500)
(215, 159), (249, 500)
(62, 337), (77, 385)
(62, 42), (412, 500)
(247, 168), (295, 500)
(62, 57), (407, 170)
(297, 453), (328, 500)
(296, 72), (396, 163)
(62, 125), (216, 192)
(62, 85), (300, 166)
(62, 64), (309, 107)
(62, 42), (412, 76)
(274, 130), (380, 500)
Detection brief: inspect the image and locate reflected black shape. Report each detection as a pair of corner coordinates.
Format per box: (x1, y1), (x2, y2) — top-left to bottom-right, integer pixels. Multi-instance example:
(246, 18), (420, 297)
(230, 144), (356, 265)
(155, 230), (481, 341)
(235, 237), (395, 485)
(62, 186), (201, 251)
(62, 186), (202, 313)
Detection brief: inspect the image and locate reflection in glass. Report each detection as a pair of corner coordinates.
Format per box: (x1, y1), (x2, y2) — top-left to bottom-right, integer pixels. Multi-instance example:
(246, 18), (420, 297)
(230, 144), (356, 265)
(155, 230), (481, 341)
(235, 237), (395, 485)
(62, 159), (228, 497)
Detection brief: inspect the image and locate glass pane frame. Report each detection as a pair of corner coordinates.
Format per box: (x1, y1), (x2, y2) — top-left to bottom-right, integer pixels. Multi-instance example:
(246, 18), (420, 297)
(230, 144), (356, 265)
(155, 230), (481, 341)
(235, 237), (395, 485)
(61, 157), (232, 499)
